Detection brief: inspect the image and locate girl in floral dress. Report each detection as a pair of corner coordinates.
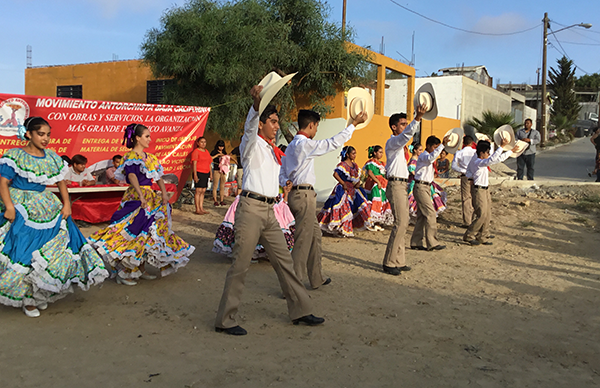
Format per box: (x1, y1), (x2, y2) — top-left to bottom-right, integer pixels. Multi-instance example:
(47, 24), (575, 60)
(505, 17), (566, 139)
(0, 117), (108, 317)
(89, 124), (194, 285)
(363, 145), (393, 231)
(318, 146), (373, 237)
(407, 143), (447, 223)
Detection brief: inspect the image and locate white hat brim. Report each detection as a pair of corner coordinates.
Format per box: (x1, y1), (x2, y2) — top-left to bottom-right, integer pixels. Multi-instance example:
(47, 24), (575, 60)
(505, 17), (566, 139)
(413, 83), (438, 121)
(443, 127), (464, 154)
(258, 72), (297, 115)
(493, 124), (516, 151)
(509, 140), (529, 158)
(346, 87), (375, 130)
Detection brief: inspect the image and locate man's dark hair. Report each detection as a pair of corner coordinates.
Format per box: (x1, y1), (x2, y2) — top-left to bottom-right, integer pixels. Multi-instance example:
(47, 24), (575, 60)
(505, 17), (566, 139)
(463, 135), (474, 145)
(112, 154), (122, 162)
(71, 154), (88, 165)
(476, 140), (491, 157)
(260, 105), (279, 124)
(425, 135), (441, 148)
(298, 110), (320, 130)
(389, 113), (407, 129)
(524, 118), (533, 124)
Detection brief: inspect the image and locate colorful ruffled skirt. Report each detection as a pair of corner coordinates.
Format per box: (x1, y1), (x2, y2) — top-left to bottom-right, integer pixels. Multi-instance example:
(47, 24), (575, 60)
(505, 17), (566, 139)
(89, 185), (194, 280)
(407, 180), (447, 220)
(367, 184), (394, 226)
(317, 184), (373, 237)
(213, 195), (295, 259)
(0, 188), (108, 308)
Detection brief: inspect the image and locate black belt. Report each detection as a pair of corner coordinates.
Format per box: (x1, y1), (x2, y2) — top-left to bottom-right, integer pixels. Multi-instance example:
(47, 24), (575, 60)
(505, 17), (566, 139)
(415, 180), (431, 185)
(241, 190), (276, 204)
(460, 174), (466, 177)
(292, 185), (314, 190)
(473, 185), (489, 190)
(388, 177), (409, 182)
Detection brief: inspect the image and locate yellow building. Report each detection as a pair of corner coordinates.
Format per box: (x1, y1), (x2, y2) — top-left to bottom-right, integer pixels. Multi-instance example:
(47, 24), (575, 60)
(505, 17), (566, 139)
(25, 46), (460, 199)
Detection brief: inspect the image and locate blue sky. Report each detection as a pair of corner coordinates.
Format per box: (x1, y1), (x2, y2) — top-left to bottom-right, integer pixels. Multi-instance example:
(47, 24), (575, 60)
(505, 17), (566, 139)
(2, 0), (600, 94)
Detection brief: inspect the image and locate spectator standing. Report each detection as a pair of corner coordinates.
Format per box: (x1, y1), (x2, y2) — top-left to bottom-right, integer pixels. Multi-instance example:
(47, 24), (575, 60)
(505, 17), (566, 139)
(515, 119), (541, 180)
(230, 137), (243, 195)
(211, 140), (227, 206)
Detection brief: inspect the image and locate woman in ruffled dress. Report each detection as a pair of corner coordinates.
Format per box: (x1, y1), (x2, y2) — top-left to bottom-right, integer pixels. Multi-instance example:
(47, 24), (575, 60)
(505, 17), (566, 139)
(363, 145), (393, 231)
(317, 146), (372, 237)
(89, 124), (194, 286)
(407, 143), (447, 223)
(0, 117), (108, 317)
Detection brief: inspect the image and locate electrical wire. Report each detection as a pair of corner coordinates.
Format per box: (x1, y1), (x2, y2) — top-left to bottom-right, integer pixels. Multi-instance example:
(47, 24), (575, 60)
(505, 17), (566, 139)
(388, 0), (541, 36)
(548, 29), (590, 75)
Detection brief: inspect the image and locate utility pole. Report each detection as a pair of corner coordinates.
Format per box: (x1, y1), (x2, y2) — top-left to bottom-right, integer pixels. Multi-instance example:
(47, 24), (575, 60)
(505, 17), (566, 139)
(342, 0), (347, 38)
(541, 12), (548, 145)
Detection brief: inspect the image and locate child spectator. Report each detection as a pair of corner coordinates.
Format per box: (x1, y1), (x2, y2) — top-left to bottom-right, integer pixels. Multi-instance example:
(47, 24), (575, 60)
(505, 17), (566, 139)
(106, 155), (125, 185)
(64, 154), (96, 186)
(434, 149), (450, 178)
(210, 140), (227, 206)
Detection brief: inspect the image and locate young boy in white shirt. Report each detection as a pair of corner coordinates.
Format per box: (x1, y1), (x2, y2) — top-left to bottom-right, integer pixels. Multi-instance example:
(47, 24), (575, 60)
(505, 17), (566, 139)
(64, 154), (96, 186)
(463, 139), (518, 246)
(451, 135), (476, 227)
(410, 135), (450, 251)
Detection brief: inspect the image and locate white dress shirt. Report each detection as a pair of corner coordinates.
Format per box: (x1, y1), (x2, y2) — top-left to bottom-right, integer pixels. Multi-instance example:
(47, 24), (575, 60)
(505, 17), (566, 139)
(414, 144), (445, 183)
(279, 124), (356, 187)
(466, 146), (512, 187)
(239, 106), (280, 198)
(385, 120), (420, 179)
(451, 146), (476, 175)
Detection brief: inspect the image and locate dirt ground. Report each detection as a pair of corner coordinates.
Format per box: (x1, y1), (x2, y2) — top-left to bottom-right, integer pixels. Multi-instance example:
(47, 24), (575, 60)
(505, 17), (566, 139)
(2, 184), (600, 388)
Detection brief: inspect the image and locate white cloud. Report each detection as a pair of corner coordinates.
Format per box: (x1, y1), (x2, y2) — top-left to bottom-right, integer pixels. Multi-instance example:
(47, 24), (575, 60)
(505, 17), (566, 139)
(84, 0), (180, 18)
(470, 12), (531, 35)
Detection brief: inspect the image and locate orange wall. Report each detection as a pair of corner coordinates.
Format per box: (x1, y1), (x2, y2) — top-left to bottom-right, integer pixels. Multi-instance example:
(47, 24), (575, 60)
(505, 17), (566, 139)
(25, 60), (154, 102)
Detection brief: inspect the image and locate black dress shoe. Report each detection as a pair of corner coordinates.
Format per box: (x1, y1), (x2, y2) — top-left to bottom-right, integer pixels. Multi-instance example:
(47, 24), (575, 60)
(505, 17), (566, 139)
(383, 265), (401, 276)
(427, 245), (446, 251)
(293, 314), (325, 326)
(468, 240), (481, 246)
(482, 241), (493, 245)
(410, 245), (427, 250)
(215, 325), (247, 336)
(487, 235), (495, 239)
(398, 266), (411, 272)
(322, 278), (332, 286)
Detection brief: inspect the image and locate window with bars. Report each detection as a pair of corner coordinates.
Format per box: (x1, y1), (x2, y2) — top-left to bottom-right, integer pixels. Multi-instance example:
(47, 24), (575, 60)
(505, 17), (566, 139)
(57, 85), (82, 99)
(147, 80), (175, 104)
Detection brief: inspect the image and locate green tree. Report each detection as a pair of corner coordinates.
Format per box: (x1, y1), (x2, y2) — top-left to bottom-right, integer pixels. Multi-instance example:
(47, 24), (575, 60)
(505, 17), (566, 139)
(466, 110), (520, 137)
(575, 73), (600, 90)
(141, 0), (370, 140)
(548, 56), (580, 124)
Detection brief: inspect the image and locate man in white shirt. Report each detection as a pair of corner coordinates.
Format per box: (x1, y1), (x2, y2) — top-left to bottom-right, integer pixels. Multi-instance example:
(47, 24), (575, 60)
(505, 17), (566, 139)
(410, 135), (450, 251)
(464, 139), (517, 246)
(382, 105), (427, 276)
(64, 154), (96, 186)
(215, 85), (324, 336)
(451, 136), (476, 226)
(280, 109), (366, 289)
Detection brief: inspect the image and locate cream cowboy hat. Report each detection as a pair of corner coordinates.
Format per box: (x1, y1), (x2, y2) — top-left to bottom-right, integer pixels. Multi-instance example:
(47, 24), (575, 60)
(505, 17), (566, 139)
(346, 87), (374, 130)
(443, 127), (464, 154)
(475, 132), (494, 152)
(258, 71), (298, 115)
(509, 140), (529, 158)
(493, 124), (517, 151)
(413, 83), (438, 121)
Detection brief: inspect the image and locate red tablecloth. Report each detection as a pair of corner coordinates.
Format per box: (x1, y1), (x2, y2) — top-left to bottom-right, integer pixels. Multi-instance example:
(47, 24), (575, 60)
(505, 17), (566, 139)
(62, 183), (177, 224)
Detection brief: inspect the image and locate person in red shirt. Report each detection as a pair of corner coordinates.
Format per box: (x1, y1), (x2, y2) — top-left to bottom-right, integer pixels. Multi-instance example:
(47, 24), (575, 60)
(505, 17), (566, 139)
(191, 137), (213, 215)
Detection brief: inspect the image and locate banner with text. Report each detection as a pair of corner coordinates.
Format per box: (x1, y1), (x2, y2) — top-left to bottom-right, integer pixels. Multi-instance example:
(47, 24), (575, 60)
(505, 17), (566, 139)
(0, 93), (210, 201)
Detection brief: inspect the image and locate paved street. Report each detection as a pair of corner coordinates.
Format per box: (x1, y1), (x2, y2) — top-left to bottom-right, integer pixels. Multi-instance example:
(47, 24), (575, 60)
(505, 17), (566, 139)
(503, 137), (597, 182)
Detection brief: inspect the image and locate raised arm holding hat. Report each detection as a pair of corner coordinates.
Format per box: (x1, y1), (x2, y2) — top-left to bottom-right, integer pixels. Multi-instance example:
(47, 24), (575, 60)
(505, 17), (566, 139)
(278, 107), (366, 290)
(381, 103), (427, 276)
(215, 75), (324, 336)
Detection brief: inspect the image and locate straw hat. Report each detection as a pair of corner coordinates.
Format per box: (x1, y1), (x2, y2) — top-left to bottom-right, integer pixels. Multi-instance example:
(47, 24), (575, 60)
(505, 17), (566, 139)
(509, 140), (529, 158)
(258, 71), (298, 114)
(493, 124), (517, 151)
(413, 83), (438, 121)
(443, 127), (464, 154)
(346, 87), (375, 130)
(475, 132), (494, 152)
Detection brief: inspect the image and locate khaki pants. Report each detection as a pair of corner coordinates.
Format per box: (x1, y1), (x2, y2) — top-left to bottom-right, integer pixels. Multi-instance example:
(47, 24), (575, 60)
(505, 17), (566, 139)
(410, 182), (440, 249)
(464, 187), (491, 242)
(382, 181), (408, 267)
(288, 189), (325, 289)
(212, 168), (227, 201)
(460, 175), (474, 225)
(215, 196), (313, 329)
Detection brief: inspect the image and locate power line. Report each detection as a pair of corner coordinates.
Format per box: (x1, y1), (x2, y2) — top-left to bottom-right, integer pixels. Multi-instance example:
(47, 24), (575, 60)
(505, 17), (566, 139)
(560, 41), (600, 46)
(388, 0), (541, 36)
(548, 28), (590, 75)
